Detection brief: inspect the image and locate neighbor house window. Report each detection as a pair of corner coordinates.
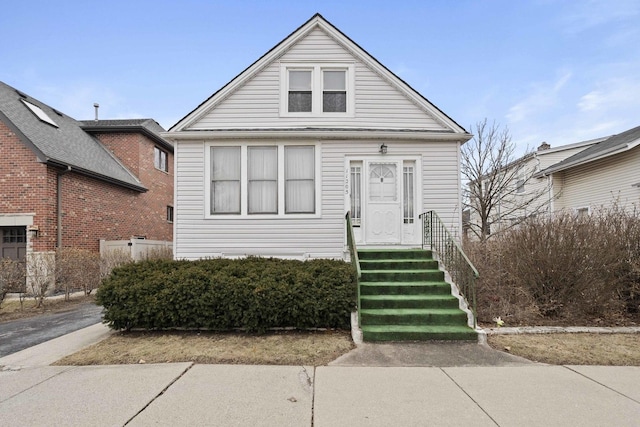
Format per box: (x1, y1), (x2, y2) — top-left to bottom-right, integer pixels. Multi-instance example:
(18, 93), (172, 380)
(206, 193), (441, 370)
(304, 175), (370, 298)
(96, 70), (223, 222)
(285, 146), (315, 213)
(154, 147), (168, 172)
(282, 63), (353, 115)
(211, 147), (241, 214)
(516, 167), (525, 193)
(323, 70), (346, 112)
(167, 206), (174, 223)
(248, 147), (278, 214)
(288, 70), (312, 112)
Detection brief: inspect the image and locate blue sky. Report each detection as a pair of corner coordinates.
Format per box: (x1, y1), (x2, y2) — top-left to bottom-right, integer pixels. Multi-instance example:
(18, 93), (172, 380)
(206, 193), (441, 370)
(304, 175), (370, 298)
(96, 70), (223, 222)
(2, 0), (639, 152)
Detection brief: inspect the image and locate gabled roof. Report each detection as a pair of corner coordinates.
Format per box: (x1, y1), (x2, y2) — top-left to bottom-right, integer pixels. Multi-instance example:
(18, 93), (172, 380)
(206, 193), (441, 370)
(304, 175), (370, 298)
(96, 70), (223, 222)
(169, 13), (469, 137)
(0, 81), (146, 192)
(80, 119), (173, 152)
(537, 125), (640, 176)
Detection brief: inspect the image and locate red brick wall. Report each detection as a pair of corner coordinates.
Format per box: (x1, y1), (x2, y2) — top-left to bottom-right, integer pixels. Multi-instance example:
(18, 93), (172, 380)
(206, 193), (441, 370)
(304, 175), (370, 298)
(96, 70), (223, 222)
(0, 121), (56, 252)
(1, 121), (174, 254)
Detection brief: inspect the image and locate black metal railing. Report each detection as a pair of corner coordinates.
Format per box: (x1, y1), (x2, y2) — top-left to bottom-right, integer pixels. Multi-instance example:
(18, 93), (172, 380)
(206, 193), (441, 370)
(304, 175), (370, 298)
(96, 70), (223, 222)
(345, 211), (361, 327)
(419, 210), (479, 327)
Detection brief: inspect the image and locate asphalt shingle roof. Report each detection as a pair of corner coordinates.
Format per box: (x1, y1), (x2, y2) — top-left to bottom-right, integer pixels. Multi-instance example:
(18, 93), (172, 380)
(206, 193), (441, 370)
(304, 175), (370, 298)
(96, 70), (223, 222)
(540, 125), (640, 176)
(0, 81), (146, 191)
(80, 119), (173, 152)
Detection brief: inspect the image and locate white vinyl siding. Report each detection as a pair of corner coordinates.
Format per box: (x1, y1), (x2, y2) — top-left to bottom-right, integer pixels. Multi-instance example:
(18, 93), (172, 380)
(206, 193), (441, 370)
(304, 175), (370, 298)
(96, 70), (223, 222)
(174, 139), (462, 260)
(187, 27), (448, 132)
(553, 147), (640, 213)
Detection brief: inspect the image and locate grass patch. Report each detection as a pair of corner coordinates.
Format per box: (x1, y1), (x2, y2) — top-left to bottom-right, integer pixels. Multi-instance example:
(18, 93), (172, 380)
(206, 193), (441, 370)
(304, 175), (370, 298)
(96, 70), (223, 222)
(488, 333), (640, 365)
(54, 330), (354, 366)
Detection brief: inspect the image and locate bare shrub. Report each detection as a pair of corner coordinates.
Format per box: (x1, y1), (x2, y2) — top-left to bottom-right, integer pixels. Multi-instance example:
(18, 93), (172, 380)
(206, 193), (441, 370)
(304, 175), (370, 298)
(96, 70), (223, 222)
(27, 252), (56, 308)
(140, 245), (173, 261)
(468, 206), (640, 325)
(0, 258), (26, 308)
(55, 248), (102, 299)
(100, 249), (132, 280)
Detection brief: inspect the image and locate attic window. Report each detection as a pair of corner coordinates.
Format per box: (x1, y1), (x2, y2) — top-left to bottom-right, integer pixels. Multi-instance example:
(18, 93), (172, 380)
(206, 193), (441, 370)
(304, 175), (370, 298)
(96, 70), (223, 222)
(21, 99), (59, 128)
(281, 63), (354, 116)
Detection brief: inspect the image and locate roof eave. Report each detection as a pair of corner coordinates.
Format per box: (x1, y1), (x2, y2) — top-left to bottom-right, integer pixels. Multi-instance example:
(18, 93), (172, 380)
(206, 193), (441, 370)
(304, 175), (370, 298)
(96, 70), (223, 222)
(81, 124), (174, 152)
(163, 128), (472, 142)
(46, 160), (147, 192)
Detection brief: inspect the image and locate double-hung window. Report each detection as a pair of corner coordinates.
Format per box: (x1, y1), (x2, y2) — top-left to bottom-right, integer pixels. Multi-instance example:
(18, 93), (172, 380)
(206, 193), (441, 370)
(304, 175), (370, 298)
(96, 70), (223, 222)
(285, 146), (315, 213)
(248, 147), (278, 214)
(282, 63), (353, 115)
(154, 147), (168, 172)
(211, 147), (241, 214)
(208, 144), (317, 216)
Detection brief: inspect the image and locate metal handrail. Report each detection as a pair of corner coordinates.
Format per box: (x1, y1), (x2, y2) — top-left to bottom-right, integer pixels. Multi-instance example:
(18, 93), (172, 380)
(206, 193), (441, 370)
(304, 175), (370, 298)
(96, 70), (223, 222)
(419, 210), (479, 327)
(345, 211), (361, 327)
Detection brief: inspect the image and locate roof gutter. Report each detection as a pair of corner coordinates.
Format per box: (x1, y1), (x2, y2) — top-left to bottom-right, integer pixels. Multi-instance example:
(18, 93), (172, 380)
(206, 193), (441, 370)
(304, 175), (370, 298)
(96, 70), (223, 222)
(81, 125), (174, 152)
(46, 159), (147, 192)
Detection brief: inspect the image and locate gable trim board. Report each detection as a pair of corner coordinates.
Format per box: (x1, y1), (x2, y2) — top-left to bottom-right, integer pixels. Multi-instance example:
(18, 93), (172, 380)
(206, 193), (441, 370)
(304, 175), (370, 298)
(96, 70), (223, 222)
(170, 14), (469, 137)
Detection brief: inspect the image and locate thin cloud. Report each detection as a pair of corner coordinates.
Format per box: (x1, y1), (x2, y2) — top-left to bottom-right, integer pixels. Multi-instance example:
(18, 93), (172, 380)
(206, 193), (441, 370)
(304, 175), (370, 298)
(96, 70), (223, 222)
(506, 70), (572, 123)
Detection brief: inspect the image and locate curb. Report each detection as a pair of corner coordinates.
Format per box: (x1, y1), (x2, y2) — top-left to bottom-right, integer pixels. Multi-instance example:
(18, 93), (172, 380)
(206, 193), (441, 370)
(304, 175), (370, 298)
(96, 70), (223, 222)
(484, 326), (640, 335)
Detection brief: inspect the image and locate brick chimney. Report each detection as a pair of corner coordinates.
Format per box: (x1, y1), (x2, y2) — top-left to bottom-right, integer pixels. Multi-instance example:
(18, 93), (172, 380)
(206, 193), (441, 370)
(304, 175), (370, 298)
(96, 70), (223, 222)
(538, 141), (551, 151)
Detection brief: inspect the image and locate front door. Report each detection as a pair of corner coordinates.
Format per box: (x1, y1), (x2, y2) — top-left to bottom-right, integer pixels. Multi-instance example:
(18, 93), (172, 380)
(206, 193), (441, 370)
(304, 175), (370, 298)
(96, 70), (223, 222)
(365, 161), (402, 244)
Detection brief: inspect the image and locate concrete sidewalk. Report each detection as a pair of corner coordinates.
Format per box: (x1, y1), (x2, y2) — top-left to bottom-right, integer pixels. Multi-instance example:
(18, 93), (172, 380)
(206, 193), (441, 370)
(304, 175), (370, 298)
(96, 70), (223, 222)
(1, 324), (639, 426)
(1, 363), (639, 426)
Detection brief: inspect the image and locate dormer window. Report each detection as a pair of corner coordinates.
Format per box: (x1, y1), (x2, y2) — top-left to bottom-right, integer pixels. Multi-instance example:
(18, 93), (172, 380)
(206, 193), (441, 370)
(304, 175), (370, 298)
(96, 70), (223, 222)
(281, 63), (353, 116)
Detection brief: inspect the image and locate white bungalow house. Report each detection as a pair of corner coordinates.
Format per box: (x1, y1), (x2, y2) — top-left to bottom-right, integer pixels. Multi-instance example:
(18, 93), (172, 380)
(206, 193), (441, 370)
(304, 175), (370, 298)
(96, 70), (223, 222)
(166, 14), (471, 261)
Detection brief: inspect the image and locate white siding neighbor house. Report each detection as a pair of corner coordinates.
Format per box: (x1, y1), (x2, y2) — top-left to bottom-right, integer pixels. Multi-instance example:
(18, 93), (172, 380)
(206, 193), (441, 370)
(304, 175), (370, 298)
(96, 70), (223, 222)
(166, 14), (471, 260)
(535, 124), (640, 215)
(465, 137), (605, 237)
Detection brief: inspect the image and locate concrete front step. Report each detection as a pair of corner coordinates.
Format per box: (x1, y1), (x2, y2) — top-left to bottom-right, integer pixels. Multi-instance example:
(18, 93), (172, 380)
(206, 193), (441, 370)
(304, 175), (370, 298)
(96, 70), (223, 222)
(361, 325), (478, 341)
(358, 249), (432, 260)
(360, 269), (445, 282)
(360, 281), (452, 296)
(360, 308), (468, 326)
(359, 259), (440, 270)
(360, 294), (460, 309)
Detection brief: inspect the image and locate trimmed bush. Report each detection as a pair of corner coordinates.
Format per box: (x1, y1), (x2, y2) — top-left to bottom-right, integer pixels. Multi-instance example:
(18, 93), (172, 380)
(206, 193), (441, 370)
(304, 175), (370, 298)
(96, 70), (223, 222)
(96, 257), (357, 333)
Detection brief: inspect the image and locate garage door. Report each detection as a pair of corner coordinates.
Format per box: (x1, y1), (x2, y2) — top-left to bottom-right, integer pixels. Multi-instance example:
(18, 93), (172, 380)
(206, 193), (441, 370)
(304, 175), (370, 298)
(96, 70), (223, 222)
(1, 227), (27, 260)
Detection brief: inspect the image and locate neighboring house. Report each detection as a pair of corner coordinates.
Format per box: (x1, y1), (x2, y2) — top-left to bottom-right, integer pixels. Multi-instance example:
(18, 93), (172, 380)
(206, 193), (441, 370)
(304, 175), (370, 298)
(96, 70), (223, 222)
(166, 14), (471, 260)
(536, 124), (640, 215)
(0, 81), (174, 272)
(464, 137), (605, 238)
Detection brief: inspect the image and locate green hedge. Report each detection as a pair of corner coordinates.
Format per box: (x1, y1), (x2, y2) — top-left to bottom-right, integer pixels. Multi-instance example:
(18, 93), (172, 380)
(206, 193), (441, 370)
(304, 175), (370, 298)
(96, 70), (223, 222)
(96, 257), (357, 332)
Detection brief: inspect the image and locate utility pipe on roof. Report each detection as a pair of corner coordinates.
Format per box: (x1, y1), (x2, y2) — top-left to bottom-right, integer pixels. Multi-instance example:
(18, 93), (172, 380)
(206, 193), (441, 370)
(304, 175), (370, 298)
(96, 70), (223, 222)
(57, 166), (71, 249)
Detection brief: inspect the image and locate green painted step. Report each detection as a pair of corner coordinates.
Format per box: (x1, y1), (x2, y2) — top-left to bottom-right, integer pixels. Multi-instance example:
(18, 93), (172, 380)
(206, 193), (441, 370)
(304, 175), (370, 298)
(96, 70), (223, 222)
(358, 249), (432, 260)
(360, 281), (452, 296)
(360, 269), (444, 282)
(360, 294), (460, 309)
(359, 259), (440, 270)
(361, 325), (477, 341)
(360, 308), (468, 326)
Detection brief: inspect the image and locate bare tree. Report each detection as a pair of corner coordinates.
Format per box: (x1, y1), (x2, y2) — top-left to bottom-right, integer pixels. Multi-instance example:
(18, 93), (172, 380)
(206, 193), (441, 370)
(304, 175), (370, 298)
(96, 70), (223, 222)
(462, 119), (551, 241)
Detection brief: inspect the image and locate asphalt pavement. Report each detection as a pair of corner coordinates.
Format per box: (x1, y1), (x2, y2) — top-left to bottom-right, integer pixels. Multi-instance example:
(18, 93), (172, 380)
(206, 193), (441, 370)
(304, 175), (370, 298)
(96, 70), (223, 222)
(0, 300), (103, 357)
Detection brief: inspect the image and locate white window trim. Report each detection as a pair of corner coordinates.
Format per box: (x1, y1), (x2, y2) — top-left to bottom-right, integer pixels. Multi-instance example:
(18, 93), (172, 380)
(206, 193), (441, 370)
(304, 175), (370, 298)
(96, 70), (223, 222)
(280, 62), (355, 117)
(204, 141), (322, 219)
(573, 206), (590, 217)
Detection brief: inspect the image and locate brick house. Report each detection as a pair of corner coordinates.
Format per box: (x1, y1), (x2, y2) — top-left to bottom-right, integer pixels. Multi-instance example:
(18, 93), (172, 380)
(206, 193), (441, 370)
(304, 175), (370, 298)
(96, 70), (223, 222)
(0, 81), (173, 272)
